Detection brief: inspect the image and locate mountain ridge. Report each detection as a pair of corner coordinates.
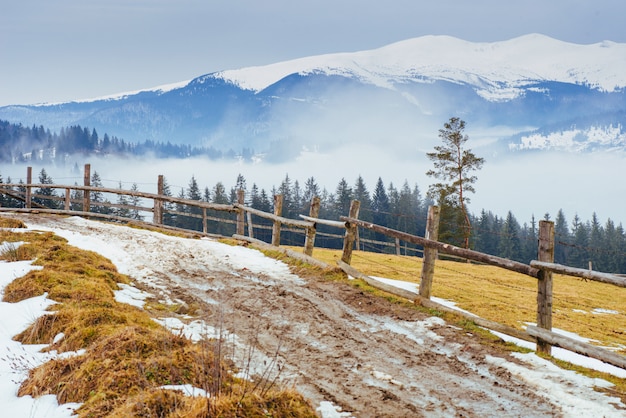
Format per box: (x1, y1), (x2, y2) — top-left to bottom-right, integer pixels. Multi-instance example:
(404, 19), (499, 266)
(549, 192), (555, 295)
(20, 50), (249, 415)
(1, 34), (625, 161)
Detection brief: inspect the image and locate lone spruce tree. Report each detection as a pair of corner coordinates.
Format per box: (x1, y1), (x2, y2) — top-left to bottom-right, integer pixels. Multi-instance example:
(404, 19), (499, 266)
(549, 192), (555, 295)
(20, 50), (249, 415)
(426, 117), (484, 248)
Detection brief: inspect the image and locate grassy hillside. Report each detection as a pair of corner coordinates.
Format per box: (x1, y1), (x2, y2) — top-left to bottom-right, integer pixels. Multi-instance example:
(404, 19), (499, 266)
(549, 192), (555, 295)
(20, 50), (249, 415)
(303, 247), (626, 353)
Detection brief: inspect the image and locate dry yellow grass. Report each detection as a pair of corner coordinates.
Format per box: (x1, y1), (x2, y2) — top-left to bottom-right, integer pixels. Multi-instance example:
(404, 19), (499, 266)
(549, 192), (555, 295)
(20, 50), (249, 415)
(299, 247), (626, 353)
(0, 217), (316, 417)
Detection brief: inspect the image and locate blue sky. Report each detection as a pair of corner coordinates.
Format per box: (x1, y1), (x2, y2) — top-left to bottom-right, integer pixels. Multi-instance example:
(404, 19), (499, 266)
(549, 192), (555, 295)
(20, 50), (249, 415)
(1, 0), (625, 106)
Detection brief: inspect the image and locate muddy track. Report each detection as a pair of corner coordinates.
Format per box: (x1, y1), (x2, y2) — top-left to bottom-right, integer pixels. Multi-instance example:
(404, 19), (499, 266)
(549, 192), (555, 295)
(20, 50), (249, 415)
(15, 214), (616, 417)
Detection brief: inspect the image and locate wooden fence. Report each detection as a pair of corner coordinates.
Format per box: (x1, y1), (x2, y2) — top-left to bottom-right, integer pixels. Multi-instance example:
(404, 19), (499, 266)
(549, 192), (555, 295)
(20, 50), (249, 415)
(1, 164), (625, 370)
(340, 208), (626, 370)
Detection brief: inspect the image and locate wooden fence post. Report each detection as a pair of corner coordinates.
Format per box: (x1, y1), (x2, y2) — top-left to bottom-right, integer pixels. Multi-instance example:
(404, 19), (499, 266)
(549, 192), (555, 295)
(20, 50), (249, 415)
(83, 164), (91, 213)
(202, 208), (208, 234)
(272, 194), (283, 246)
(247, 212), (254, 238)
(419, 205), (440, 299)
(64, 188), (71, 210)
(341, 199), (361, 265)
(537, 220), (555, 355)
(304, 196), (320, 256)
(25, 166), (32, 209)
(153, 175), (164, 225)
(236, 189), (245, 236)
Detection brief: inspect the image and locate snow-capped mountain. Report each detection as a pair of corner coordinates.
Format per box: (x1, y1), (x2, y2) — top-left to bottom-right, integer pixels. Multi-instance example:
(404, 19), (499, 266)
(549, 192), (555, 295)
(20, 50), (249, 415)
(1, 34), (625, 161)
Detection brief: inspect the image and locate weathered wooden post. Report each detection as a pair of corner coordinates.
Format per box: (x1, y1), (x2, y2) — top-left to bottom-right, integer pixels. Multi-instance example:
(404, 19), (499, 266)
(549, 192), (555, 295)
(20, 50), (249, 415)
(304, 196), (320, 256)
(83, 164), (91, 213)
(64, 188), (71, 211)
(202, 208), (208, 234)
(236, 189), (245, 236)
(341, 199), (361, 265)
(247, 212), (254, 238)
(25, 166), (32, 209)
(271, 194), (283, 246)
(395, 238), (401, 256)
(537, 220), (555, 355)
(419, 205), (440, 299)
(153, 175), (164, 225)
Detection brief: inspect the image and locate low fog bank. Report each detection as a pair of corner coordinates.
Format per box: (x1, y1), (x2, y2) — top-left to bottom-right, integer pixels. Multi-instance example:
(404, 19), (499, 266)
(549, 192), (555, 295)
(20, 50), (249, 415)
(2, 148), (624, 227)
(472, 151), (626, 225)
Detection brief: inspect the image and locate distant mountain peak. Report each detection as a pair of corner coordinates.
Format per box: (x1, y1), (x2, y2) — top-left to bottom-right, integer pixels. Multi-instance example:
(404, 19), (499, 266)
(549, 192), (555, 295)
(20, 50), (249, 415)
(214, 34), (626, 96)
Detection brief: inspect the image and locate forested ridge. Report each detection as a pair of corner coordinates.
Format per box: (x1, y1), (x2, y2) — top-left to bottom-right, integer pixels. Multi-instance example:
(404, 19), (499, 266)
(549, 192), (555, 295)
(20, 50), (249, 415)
(0, 120), (227, 162)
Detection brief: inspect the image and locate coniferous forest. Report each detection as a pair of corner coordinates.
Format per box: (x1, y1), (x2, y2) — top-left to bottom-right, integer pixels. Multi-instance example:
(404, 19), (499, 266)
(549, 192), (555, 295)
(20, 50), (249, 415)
(1, 120), (626, 274)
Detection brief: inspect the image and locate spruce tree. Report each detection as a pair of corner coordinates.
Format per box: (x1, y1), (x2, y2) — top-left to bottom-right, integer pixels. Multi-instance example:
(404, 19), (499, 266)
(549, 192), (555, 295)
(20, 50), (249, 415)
(34, 168), (58, 208)
(115, 182), (131, 219)
(554, 209), (570, 264)
(498, 211), (522, 261)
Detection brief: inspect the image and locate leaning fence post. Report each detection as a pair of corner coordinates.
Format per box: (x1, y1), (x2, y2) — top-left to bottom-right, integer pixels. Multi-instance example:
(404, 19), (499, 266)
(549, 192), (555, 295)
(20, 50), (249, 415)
(304, 196), (320, 256)
(153, 175), (164, 225)
(271, 194), (283, 246)
(83, 164), (91, 213)
(341, 199), (361, 265)
(236, 189), (245, 236)
(419, 205), (440, 299)
(25, 166), (32, 209)
(537, 220), (555, 355)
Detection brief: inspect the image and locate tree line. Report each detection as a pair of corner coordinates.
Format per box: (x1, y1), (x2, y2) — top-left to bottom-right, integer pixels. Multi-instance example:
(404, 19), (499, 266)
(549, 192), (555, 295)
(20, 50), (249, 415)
(0, 120), (229, 163)
(2, 168), (626, 274)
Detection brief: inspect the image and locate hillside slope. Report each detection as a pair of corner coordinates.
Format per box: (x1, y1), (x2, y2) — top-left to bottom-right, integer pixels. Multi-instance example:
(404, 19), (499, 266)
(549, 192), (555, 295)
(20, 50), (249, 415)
(7, 214), (625, 417)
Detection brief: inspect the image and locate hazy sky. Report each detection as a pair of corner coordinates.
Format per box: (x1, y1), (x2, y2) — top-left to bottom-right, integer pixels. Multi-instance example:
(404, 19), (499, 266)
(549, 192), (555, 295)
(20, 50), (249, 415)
(1, 0), (625, 107)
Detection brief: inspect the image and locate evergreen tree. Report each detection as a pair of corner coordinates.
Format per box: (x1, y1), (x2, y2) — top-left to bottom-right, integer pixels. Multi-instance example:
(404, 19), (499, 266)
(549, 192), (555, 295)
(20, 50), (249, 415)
(473, 209), (496, 255)
(70, 183), (84, 211)
(34, 168), (59, 208)
(129, 183), (142, 220)
(174, 189), (188, 229)
(302, 177), (321, 209)
(498, 211), (522, 261)
(90, 171), (111, 214)
(212, 181), (230, 235)
(292, 180), (303, 215)
(372, 177), (391, 226)
(570, 214), (589, 268)
(185, 176), (202, 231)
(161, 177), (176, 226)
(234, 173), (247, 201)
(115, 182), (131, 219)
(426, 117), (485, 248)
(519, 215), (538, 263)
(371, 177), (390, 248)
(353, 176), (372, 223)
(278, 174), (294, 218)
(616, 223), (626, 273)
(603, 218), (624, 273)
(589, 213), (604, 271)
(554, 209), (570, 264)
(212, 182), (228, 204)
(333, 178), (353, 218)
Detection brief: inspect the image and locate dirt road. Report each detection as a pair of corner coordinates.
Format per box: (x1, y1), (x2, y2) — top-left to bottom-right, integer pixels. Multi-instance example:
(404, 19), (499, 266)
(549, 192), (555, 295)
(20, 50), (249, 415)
(13, 214), (625, 417)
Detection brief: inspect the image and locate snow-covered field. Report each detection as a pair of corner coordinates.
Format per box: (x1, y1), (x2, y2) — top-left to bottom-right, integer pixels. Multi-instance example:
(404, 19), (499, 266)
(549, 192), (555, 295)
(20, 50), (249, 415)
(1, 215), (625, 417)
